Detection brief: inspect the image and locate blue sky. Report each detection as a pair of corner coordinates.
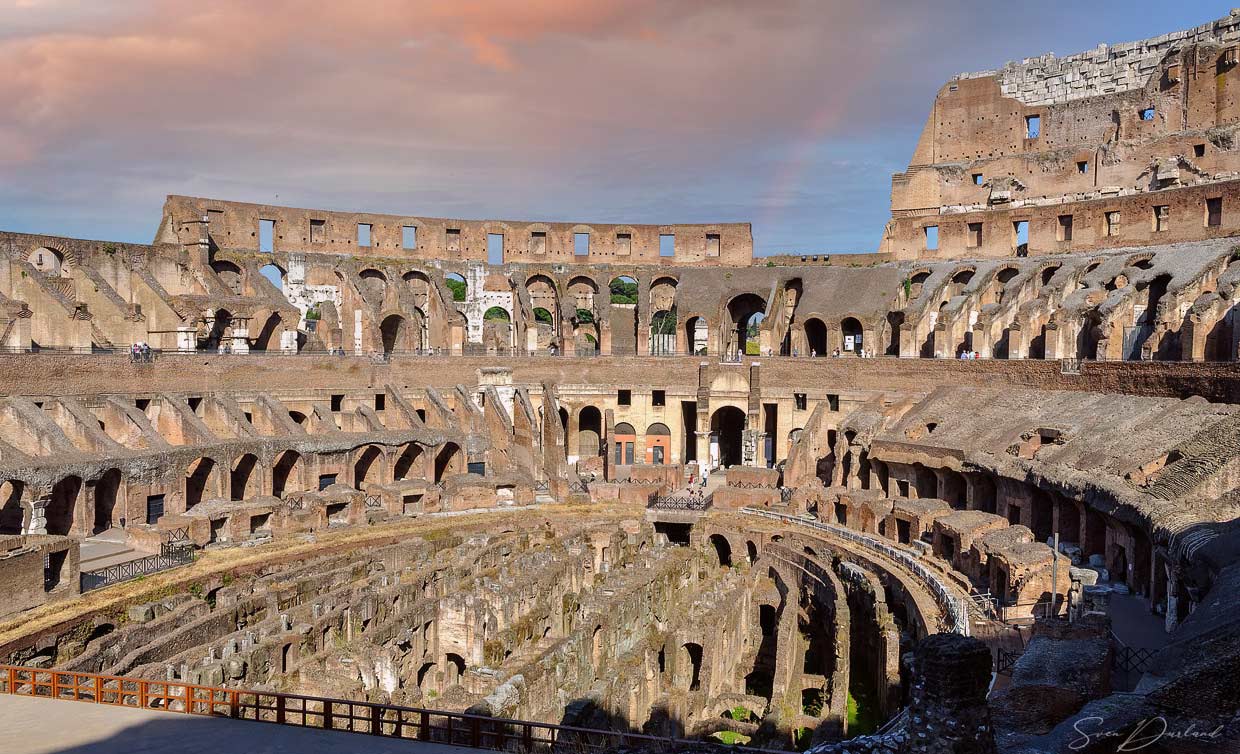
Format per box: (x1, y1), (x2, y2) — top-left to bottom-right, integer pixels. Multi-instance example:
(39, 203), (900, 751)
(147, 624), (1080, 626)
(0, 1), (1230, 256)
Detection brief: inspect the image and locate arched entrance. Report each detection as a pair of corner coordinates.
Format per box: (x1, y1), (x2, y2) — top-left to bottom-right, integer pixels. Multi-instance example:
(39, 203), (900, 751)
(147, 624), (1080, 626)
(645, 423), (671, 465)
(841, 317), (863, 355)
(393, 443), (424, 481)
(271, 450), (301, 498)
(185, 457), (217, 511)
(710, 406), (746, 469)
(726, 295), (766, 358)
(380, 314), (409, 355)
(804, 318), (827, 356)
(614, 423), (637, 466)
(578, 406), (602, 458)
(353, 445), (383, 490)
(231, 454), (259, 501)
(46, 476), (82, 536)
(434, 442), (462, 482)
(93, 469), (122, 534)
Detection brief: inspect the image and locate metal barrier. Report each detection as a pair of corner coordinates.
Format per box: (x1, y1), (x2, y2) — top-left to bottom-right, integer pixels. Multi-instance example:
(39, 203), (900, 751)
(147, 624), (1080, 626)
(741, 508), (971, 636)
(80, 546), (195, 592)
(647, 492), (713, 511)
(0, 665), (785, 754)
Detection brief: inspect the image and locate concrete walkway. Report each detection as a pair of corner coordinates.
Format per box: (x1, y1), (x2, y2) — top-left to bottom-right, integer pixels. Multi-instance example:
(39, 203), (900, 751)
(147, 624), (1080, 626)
(0, 695), (485, 754)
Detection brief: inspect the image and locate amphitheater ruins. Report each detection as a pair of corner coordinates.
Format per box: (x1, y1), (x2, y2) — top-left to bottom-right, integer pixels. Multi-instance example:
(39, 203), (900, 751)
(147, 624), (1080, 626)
(2, 11), (1239, 754)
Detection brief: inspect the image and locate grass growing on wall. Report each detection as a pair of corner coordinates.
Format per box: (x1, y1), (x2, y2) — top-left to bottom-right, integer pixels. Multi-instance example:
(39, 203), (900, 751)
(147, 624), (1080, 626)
(846, 686), (881, 735)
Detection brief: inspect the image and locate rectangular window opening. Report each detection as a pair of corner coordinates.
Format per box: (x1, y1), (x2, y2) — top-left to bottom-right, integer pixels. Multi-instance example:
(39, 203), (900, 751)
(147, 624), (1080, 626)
(259, 219), (274, 253)
(618, 389), (631, 406)
(1194, 143), (1206, 158)
(827, 394), (840, 412)
(375, 393), (386, 411)
(530, 231), (547, 254)
(1077, 161), (1089, 174)
(652, 390), (666, 407)
(1057, 214), (1073, 242)
(402, 225), (417, 250)
(487, 233), (504, 264)
(972, 173), (983, 185)
(574, 232), (590, 257)
(309, 219), (326, 244)
(967, 222), (982, 248)
(794, 393), (807, 411)
(660, 234), (676, 258)
(1013, 220), (1029, 251)
(446, 228), (461, 251)
(1025, 115), (1041, 139)
(705, 233), (720, 257)
(924, 225), (939, 251)
(1105, 211), (1121, 237)
(357, 223), (372, 247)
(1207, 197), (1223, 227)
(330, 394), (343, 412)
(1153, 205), (1170, 232)
(616, 232), (631, 255)
(1140, 107), (1155, 121)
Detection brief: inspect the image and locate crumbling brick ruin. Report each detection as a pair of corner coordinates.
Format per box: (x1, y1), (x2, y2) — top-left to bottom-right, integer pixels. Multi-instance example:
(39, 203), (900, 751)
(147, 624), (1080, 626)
(2, 12), (1240, 754)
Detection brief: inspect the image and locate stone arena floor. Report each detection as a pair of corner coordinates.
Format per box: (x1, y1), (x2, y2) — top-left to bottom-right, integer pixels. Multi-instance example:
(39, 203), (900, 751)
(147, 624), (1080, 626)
(0, 695), (484, 754)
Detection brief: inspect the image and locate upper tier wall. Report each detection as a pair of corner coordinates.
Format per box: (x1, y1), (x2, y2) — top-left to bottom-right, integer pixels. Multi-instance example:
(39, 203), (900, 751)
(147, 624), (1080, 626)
(156, 196), (753, 267)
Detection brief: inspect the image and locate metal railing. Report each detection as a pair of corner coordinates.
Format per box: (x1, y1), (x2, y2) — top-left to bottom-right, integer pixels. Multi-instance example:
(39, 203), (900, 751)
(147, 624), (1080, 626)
(741, 508), (971, 636)
(80, 545), (195, 593)
(0, 665), (785, 754)
(647, 491), (713, 511)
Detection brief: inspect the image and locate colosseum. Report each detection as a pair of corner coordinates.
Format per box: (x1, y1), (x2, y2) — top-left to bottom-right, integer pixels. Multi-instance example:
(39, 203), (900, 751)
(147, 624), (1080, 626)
(1, 11), (1239, 754)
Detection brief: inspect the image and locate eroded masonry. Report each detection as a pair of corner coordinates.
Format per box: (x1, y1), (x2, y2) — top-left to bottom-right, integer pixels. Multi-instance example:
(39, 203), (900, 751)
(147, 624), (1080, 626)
(2, 12), (1240, 754)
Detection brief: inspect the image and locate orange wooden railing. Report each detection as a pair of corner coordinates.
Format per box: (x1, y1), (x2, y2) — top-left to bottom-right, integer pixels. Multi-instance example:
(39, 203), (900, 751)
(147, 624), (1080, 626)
(0, 665), (780, 752)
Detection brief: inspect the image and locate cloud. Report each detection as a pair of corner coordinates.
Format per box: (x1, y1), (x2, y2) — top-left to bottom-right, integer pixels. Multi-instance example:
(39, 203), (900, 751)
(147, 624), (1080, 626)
(0, 0), (1213, 253)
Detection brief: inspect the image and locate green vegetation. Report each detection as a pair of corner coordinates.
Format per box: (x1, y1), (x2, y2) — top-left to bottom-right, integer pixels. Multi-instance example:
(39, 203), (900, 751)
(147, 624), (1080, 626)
(651, 308), (677, 335)
(446, 277), (467, 302)
(576, 308), (594, 324)
(305, 307), (321, 321)
(794, 726), (813, 751)
(533, 307), (553, 324)
(846, 686), (881, 735)
(483, 307), (510, 322)
(712, 731), (751, 746)
(609, 277), (637, 304)
(745, 341), (760, 355)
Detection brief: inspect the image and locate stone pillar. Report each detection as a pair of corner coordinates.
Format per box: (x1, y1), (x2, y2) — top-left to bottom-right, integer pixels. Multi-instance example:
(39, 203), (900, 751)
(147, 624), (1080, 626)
(905, 634), (997, 754)
(1164, 566), (1182, 633)
(846, 444), (864, 489)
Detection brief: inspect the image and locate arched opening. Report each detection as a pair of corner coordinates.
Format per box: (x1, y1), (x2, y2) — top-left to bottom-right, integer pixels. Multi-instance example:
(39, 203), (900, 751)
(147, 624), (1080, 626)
(532, 307), (553, 324)
(250, 312), (287, 352)
(271, 450), (301, 498)
(609, 275), (638, 304)
(746, 540), (758, 564)
(434, 442), (462, 482)
(710, 406), (746, 469)
(578, 406), (603, 458)
(259, 264), (285, 291)
(46, 476), (82, 536)
(93, 469), (122, 534)
(288, 411), (308, 427)
(29, 246), (66, 276)
(0, 480), (24, 535)
(444, 272), (467, 302)
(353, 445), (383, 490)
(483, 307), (510, 322)
(359, 268), (387, 301)
(650, 310), (677, 355)
(393, 443), (424, 481)
(185, 458), (217, 511)
(230, 454), (259, 501)
(380, 314), (409, 355)
(803, 318), (827, 356)
(726, 294), (766, 358)
(445, 653), (466, 686)
(840, 317), (863, 355)
(709, 534), (732, 567)
(645, 422), (671, 465)
(204, 309), (233, 351)
(416, 661), (437, 689)
(685, 316), (708, 355)
(210, 261), (242, 294)
(679, 643), (703, 691)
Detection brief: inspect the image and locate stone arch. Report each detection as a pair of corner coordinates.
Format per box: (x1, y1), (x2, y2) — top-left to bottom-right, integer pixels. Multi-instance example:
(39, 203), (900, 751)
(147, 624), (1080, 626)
(250, 312), (288, 352)
(803, 317), (828, 356)
(609, 275), (638, 305)
(271, 450), (302, 498)
(726, 294), (766, 357)
(840, 317), (863, 354)
(0, 480), (24, 535)
(445, 653), (466, 686)
(29, 246), (67, 276)
(685, 315), (708, 355)
(93, 468), (122, 534)
(230, 453), (259, 501)
(578, 406), (603, 458)
(710, 406), (746, 468)
(434, 442), (463, 482)
(393, 443), (425, 481)
(709, 534), (733, 567)
(210, 260), (243, 294)
(353, 445), (384, 490)
(185, 457), (218, 511)
(678, 642), (703, 691)
(645, 422), (671, 465)
(380, 314), (410, 355)
(46, 475), (82, 536)
(444, 272), (467, 302)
